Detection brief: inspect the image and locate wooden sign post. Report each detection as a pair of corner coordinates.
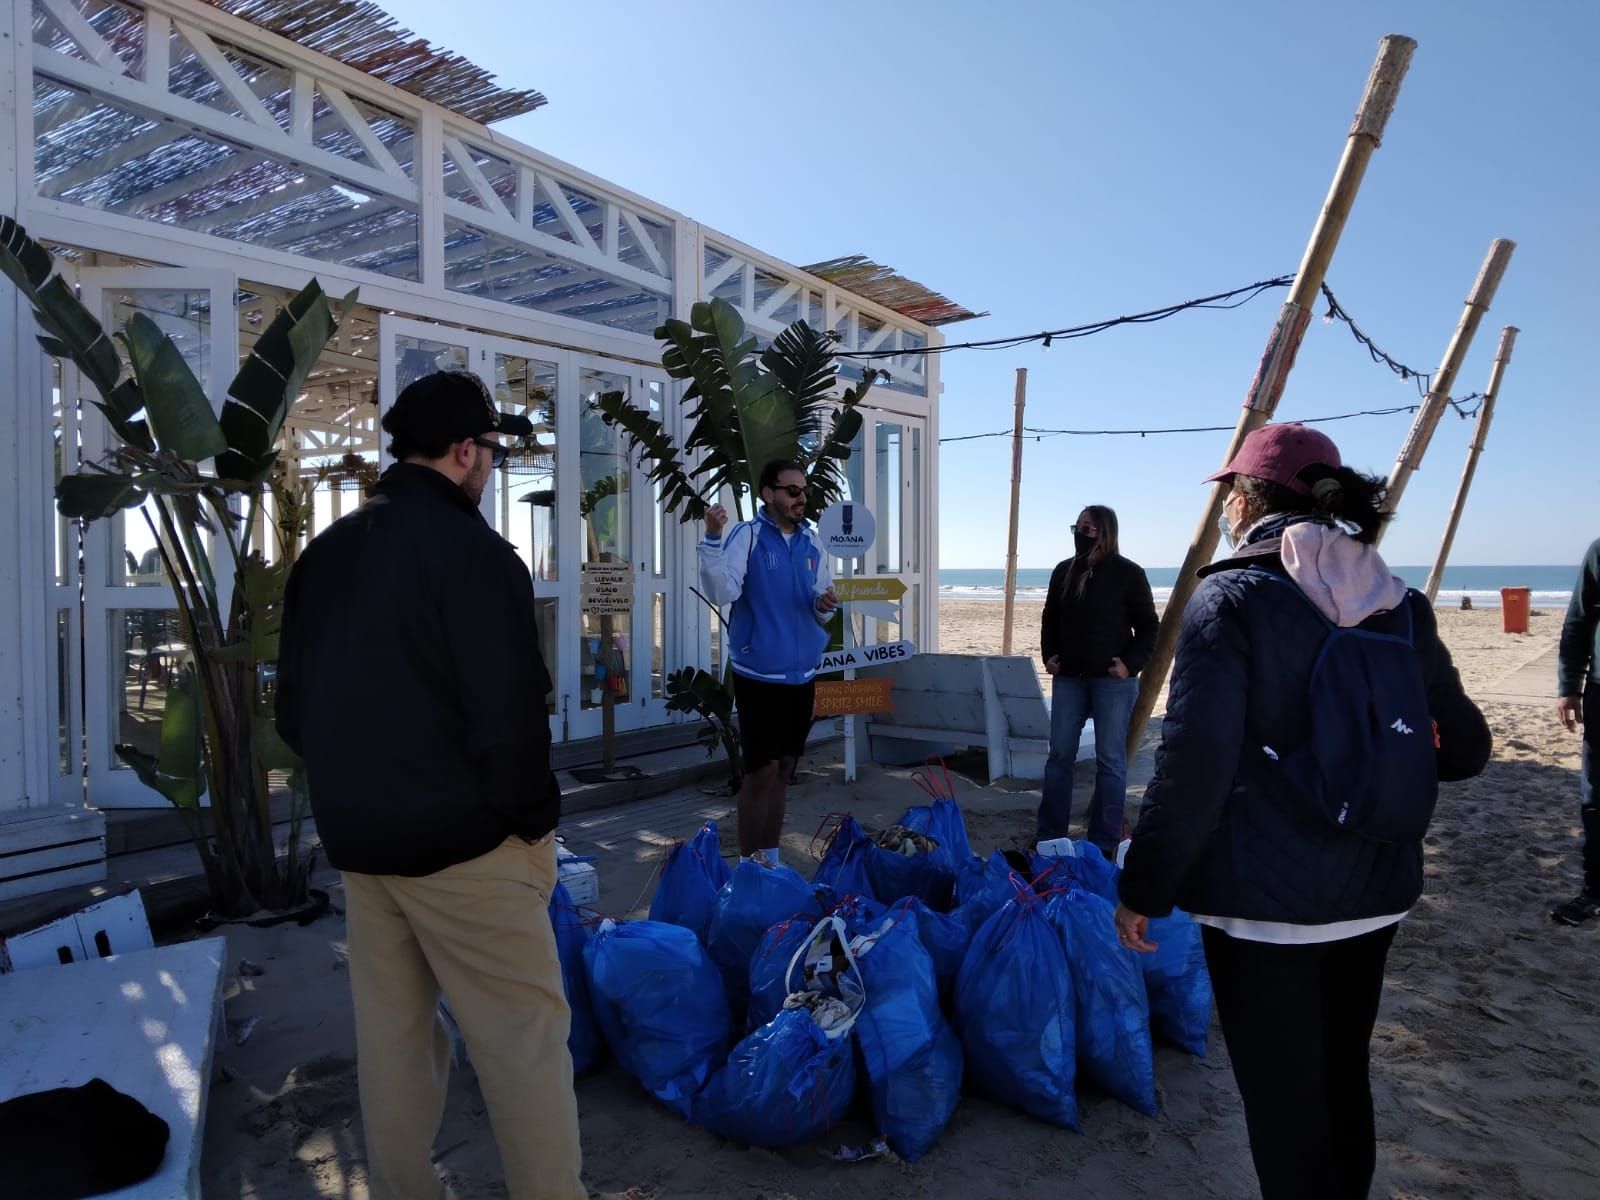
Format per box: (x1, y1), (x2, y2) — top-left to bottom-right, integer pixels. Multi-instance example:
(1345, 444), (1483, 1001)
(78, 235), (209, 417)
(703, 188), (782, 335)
(581, 560), (634, 771)
(1380, 239), (1516, 535)
(814, 678), (895, 717)
(1423, 325), (1519, 602)
(1002, 367), (1028, 656)
(1127, 34), (1417, 754)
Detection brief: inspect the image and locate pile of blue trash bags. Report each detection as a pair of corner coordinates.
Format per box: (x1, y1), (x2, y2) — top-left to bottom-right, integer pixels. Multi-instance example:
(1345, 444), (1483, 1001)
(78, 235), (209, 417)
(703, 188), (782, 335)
(544, 804), (1213, 1160)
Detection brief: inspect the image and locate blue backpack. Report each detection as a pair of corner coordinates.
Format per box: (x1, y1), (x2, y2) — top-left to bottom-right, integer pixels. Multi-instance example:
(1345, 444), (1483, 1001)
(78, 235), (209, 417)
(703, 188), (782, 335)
(1256, 571), (1438, 843)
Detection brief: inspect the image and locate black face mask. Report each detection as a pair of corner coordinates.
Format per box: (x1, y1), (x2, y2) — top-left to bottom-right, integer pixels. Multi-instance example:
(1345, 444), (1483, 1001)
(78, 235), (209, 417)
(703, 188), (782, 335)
(1073, 531), (1097, 557)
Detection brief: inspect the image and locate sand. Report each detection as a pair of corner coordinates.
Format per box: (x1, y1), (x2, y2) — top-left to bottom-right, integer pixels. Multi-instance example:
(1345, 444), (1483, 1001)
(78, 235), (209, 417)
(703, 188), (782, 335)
(196, 606), (1599, 1199)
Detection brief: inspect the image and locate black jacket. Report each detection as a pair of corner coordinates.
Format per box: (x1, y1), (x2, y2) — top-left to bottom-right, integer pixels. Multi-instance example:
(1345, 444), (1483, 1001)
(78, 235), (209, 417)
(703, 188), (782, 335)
(276, 463), (559, 877)
(1119, 531), (1491, 925)
(1558, 537), (1600, 696)
(1041, 553), (1159, 677)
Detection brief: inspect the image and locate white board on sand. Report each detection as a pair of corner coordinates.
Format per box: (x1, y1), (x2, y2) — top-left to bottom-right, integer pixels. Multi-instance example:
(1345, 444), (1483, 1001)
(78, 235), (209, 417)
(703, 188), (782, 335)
(0, 937), (227, 1199)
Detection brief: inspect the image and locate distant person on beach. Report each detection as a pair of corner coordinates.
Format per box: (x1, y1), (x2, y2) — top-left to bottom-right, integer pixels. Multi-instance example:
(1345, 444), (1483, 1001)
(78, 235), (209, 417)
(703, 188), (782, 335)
(1114, 424), (1490, 1200)
(699, 459), (838, 864)
(1037, 504), (1158, 856)
(1553, 535), (1600, 925)
(276, 372), (584, 1200)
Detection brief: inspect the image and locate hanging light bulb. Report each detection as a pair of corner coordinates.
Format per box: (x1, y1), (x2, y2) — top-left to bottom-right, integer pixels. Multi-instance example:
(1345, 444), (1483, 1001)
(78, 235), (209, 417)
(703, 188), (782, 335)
(1042, 333), (1053, 351)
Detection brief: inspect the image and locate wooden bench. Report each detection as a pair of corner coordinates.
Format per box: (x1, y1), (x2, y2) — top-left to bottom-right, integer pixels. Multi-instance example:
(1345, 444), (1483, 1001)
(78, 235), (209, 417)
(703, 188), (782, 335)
(0, 938), (227, 1198)
(856, 653), (1090, 782)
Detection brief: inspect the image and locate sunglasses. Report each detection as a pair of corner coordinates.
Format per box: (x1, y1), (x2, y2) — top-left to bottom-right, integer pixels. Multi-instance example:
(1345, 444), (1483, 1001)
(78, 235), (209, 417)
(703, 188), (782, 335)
(1069, 524), (1098, 536)
(768, 484), (809, 499)
(473, 437), (509, 468)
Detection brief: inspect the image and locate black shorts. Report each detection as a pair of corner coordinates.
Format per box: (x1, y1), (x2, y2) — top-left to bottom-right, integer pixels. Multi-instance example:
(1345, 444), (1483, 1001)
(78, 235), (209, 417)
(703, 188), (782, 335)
(731, 673), (816, 771)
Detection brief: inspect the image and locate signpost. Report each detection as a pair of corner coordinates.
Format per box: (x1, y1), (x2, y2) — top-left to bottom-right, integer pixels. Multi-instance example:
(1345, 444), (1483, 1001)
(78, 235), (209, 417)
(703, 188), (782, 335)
(832, 577), (907, 603)
(813, 678), (895, 717)
(815, 503), (878, 782)
(581, 560), (635, 770)
(817, 641), (918, 674)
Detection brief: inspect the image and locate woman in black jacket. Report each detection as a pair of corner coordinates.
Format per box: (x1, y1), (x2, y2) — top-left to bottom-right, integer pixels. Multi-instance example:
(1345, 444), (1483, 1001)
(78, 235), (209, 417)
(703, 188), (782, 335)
(1038, 504), (1159, 854)
(1114, 424), (1491, 1200)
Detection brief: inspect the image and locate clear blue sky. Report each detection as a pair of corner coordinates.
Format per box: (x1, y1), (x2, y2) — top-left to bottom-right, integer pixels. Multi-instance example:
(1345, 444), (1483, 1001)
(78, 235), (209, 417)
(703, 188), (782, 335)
(381, 0), (1596, 570)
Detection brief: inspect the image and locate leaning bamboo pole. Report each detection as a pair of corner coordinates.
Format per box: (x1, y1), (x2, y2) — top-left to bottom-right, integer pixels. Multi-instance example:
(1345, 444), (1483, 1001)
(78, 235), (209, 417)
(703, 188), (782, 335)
(1381, 239), (1516, 533)
(1001, 368), (1028, 655)
(1127, 34), (1417, 753)
(1423, 325), (1519, 602)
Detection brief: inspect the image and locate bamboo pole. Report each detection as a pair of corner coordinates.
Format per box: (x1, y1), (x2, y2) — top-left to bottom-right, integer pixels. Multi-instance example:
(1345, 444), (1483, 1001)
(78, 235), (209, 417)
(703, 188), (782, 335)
(1001, 367), (1028, 655)
(1126, 33), (1417, 753)
(1423, 325), (1518, 602)
(1381, 239), (1516, 533)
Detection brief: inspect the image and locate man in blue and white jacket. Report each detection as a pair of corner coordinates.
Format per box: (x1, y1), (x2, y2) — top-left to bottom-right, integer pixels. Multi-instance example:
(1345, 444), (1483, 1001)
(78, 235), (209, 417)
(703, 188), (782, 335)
(699, 459), (837, 864)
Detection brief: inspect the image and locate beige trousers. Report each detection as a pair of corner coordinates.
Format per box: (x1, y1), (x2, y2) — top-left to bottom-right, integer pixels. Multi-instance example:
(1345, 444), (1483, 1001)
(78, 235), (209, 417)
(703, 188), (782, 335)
(342, 835), (585, 1200)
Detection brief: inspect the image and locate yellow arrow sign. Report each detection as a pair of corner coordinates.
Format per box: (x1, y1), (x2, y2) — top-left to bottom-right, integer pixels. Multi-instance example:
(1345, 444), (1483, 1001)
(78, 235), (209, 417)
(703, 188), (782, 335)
(833, 577), (908, 602)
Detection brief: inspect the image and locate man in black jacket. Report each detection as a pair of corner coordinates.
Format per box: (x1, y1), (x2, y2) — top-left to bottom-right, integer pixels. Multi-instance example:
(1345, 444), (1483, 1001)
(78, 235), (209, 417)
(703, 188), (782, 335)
(276, 371), (583, 1200)
(1553, 535), (1600, 925)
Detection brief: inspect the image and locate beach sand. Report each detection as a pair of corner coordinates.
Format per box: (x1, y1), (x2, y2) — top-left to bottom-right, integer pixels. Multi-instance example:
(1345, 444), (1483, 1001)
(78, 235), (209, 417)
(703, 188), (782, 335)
(198, 606), (1598, 1199)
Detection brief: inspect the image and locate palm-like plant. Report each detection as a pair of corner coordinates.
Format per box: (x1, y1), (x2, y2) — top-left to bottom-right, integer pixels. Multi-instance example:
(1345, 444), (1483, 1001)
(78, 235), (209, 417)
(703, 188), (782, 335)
(1, 216), (353, 918)
(596, 297), (872, 521)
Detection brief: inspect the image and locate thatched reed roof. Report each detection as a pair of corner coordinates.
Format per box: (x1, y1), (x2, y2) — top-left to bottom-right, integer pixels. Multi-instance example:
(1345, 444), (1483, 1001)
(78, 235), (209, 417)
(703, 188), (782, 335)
(801, 255), (983, 327)
(198, 0), (546, 124)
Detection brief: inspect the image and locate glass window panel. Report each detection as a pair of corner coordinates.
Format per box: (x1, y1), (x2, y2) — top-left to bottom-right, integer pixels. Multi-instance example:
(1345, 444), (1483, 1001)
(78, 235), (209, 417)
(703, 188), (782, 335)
(495, 354), (559, 581)
(32, 0), (144, 75)
(110, 607), (190, 771)
(52, 358), (74, 586)
(579, 621), (629, 711)
(34, 75), (421, 281)
(911, 426), (922, 573)
(444, 139), (518, 210)
(648, 382), (667, 578)
(651, 592), (666, 699)
(442, 217), (668, 337)
(56, 611), (73, 777)
(875, 422), (903, 573)
(710, 618), (722, 678)
(534, 598), (559, 717)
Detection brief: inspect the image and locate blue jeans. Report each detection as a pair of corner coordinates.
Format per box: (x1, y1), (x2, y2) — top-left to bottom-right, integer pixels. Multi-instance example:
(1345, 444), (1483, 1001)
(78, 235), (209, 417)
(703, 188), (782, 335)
(1038, 674), (1138, 853)
(1582, 683), (1598, 893)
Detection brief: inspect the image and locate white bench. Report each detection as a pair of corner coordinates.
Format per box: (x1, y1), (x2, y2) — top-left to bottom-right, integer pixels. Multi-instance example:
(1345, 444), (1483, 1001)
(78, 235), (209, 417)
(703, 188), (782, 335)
(856, 653), (1090, 782)
(0, 938), (227, 1198)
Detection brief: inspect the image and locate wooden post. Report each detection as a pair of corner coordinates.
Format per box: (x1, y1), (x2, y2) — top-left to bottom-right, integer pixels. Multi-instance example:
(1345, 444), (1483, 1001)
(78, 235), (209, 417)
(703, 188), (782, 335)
(1126, 34), (1417, 753)
(1423, 325), (1518, 602)
(1000, 367), (1028, 656)
(1381, 239), (1516, 533)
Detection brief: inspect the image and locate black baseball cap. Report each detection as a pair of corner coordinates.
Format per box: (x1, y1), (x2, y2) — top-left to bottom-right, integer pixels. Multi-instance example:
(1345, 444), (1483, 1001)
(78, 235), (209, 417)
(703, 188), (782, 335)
(381, 371), (534, 445)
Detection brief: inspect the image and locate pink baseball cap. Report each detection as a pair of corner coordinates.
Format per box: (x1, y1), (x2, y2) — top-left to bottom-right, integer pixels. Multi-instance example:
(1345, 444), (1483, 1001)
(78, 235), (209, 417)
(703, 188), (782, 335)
(1204, 423), (1341, 497)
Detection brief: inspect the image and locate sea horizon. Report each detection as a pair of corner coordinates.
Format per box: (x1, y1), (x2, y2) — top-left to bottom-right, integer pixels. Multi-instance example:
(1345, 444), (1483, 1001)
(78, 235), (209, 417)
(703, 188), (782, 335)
(939, 564), (1578, 609)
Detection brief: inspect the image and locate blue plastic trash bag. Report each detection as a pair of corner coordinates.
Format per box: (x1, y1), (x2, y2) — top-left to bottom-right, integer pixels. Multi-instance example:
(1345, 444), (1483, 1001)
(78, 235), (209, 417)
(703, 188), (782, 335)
(694, 1006), (857, 1148)
(953, 850), (1029, 933)
(902, 797), (974, 866)
(866, 807), (958, 910)
(747, 916), (814, 1030)
(887, 896), (970, 1005)
(549, 882), (602, 1075)
(954, 892), (1079, 1130)
(813, 816), (876, 901)
(583, 919), (730, 1117)
(853, 908), (963, 1161)
(648, 820), (730, 942)
(1142, 909), (1212, 1056)
(1045, 888), (1158, 1116)
(829, 892), (887, 937)
(707, 861), (819, 1018)
(1032, 840), (1121, 905)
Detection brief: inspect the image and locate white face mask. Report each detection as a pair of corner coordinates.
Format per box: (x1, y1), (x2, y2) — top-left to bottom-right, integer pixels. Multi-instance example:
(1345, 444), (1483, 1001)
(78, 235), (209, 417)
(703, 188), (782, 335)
(1218, 496), (1244, 549)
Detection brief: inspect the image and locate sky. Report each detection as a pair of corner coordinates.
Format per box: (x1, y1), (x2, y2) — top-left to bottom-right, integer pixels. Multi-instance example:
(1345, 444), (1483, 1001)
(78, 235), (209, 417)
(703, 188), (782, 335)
(379, 0), (1597, 570)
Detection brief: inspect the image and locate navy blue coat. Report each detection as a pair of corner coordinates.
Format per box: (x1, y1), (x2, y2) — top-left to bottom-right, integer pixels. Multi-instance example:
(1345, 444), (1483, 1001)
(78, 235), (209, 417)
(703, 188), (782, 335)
(1118, 534), (1491, 925)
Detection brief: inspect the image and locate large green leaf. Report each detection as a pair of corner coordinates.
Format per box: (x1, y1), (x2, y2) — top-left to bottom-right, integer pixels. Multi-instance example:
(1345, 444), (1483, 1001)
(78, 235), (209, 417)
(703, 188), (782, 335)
(761, 321), (837, 441)
(239, 552), (290, 664)
(734, 376), (799, 497)
(251, 715), (300, 773)
(595, 389), (708, 519)
(119, 313), (227, 461)
(114, 662), (206, 809)
(804, 372), (873, 521)
(216, 282), (347, 483)
(57, 472), (148, 519)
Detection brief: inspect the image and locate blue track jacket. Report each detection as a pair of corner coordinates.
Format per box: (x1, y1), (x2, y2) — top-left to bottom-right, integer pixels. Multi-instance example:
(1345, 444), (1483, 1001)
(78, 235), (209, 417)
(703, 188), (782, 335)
(698, 509), (833, 684)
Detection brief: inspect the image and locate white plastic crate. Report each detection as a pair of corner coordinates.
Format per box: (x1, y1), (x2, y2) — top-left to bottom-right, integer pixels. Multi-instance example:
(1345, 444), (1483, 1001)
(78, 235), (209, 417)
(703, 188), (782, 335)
(557, 843), (599, 908)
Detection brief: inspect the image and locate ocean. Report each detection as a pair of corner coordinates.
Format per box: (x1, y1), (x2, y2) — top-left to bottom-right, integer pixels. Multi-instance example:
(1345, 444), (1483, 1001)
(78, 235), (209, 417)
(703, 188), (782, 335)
(940, 564), (1579, 610)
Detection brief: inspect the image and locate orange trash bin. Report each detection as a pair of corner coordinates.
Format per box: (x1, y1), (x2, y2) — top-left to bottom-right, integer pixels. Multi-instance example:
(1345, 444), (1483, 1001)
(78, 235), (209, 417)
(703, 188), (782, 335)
(1500, 586), (1531, 634)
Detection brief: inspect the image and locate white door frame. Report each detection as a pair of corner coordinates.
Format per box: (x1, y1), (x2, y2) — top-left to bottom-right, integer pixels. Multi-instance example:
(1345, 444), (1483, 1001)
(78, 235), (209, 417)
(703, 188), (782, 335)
(77, 267), (238, 808)
(376, 315), (675, 743)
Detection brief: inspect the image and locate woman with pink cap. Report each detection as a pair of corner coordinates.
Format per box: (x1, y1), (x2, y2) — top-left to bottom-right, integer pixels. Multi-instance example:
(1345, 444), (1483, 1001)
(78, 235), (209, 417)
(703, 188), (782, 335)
(1113, 423), (1490, 1200)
